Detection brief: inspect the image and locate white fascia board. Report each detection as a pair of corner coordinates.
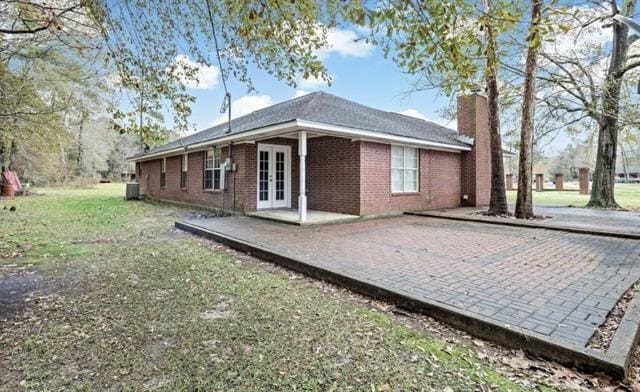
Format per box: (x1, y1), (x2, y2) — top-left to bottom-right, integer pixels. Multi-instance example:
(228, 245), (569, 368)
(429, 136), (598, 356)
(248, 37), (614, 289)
(295, 119), (472, 152)
(128, 121), (299, 162)
(128, 118), (470, 162)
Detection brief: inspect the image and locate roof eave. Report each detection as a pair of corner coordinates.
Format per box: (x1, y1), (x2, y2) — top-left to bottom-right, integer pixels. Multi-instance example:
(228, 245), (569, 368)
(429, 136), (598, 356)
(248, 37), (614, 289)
(127, 119), (471, 162)
(295, 119), (471, 153)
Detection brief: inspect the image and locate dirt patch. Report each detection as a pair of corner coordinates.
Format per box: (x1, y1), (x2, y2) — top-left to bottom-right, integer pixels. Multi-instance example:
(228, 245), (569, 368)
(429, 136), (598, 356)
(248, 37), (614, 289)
(183, 210), (229, 220)
(0, 270), (46, 321)
(588, 281), (640, 351)
(142, 377), (171, 391)
(200, 296), (235, 320)
(0, 261), (96, 323)
(145, 337), (176, 362)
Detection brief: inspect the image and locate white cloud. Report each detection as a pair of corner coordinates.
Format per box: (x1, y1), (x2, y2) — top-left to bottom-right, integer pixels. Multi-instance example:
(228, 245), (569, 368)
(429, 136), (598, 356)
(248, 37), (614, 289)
(398, 109), (457, 130)
(540, 5), (612, 70)
(104, 72), (123, 89)
(544, 6), (613, 57)
(399, 109), (427, 120)
(212, 94), (273, 125)
(171, 55), (219, 90)
(435, 117), (457, 131)
(317, 28), (374, 58)
(293, 90), (311, 98)
(298, 74), (332, 89)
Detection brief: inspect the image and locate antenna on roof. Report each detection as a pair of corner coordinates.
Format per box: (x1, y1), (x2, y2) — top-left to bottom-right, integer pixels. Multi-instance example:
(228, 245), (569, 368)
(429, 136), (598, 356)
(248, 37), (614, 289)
(220, 92), (230, 114)
(220, 92), (232, 134)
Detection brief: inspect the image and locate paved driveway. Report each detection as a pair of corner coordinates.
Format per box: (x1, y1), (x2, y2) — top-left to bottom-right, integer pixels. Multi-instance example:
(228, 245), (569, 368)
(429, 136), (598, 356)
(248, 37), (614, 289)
(532, 205), (640, 235)
(414, 205), (640, 237)
(180, 215), (640, 359)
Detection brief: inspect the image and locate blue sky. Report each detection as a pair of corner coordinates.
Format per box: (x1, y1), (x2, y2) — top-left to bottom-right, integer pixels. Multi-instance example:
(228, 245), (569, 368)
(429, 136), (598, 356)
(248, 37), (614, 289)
(177, 27), (458, 134)
(174, 24), (593, 152)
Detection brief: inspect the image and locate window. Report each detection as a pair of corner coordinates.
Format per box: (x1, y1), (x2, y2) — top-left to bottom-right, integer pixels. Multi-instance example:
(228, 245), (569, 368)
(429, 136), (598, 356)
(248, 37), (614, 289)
(204, 148), (223, 190)
(160, 158), (166, 188)
(181, 154), (188, 189)
(391, 146), (418, 193)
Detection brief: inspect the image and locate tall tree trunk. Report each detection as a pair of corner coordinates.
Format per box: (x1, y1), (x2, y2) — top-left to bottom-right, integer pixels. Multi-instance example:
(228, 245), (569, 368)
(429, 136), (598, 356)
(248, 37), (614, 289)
(484, 0), (508, 216)
(76, 111), (85, 176)
(0, 137), (4, 168)
(515, 0), (543, 219)
(8, 139), (18, 170)
(620, 142), (629, 181)
(588, 0), (636, 208)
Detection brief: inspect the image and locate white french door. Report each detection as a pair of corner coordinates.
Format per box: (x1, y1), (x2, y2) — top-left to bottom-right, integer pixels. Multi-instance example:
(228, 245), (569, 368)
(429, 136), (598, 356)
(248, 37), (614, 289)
(257, 144), (291, 209)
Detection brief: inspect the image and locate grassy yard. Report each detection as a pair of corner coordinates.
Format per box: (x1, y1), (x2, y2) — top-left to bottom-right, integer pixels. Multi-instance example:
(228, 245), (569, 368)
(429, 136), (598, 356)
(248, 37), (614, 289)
(0, 185), (610, 390)
(506, 183), (640, 211)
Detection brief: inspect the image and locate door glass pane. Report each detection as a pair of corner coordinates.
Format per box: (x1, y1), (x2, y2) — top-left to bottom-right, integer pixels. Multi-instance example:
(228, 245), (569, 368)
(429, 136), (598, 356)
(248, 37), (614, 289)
(259, 150), (269, 201)
(275, 151), (285, 201)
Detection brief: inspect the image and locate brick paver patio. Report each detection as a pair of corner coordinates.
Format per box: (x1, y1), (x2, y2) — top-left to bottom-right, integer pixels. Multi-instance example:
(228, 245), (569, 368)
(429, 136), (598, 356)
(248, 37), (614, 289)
(180, 215), (640, 359)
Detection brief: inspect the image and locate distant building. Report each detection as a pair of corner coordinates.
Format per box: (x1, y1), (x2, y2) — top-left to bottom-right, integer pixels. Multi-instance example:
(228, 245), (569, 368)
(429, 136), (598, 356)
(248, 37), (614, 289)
(616, 164), (640, 182)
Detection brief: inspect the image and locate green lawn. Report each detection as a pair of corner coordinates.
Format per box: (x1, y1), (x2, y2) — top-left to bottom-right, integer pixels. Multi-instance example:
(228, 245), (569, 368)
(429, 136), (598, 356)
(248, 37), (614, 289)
(0, 185), (570, 390)
(507, 183), (640, 211)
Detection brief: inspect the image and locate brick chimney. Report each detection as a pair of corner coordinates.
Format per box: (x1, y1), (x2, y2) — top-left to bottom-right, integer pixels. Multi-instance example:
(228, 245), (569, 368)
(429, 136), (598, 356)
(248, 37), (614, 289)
(457, 93), (491, 207)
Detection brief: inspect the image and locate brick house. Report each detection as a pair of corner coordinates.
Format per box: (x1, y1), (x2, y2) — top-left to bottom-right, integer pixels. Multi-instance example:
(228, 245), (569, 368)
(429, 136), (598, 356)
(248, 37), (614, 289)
(129, 91), (491, 223)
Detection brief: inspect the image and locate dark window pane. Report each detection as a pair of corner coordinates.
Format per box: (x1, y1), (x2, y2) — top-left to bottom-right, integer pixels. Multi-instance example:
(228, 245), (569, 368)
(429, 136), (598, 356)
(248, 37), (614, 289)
(214, 169), (221, 189)
(181, 171), (187, 188)
(204, 170), (213, 189)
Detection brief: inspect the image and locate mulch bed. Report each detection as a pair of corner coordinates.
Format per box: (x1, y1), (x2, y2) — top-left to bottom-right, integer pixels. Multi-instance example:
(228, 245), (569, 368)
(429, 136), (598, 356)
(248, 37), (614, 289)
(472, 210), (551, 221)
(588, 281), (640, 352)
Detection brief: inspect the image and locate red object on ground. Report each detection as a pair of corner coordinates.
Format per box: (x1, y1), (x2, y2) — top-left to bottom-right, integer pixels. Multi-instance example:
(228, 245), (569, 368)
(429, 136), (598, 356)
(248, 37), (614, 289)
(2, 171), (22, 192)
(1, 183), (14, 197)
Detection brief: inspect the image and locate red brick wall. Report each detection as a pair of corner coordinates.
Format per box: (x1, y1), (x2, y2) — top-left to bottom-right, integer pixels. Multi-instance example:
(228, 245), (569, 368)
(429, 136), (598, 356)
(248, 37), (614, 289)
(306, 136), (360, 215)
(138, 138), (298, 213)
(137, 134), (469, 216)
(359, 141), (462, 216)
(138, 146), (248, 211)
(458, 94), (491, 207)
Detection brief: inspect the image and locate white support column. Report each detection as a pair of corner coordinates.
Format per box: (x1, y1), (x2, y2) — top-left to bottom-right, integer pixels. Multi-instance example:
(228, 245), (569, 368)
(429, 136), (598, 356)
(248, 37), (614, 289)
(298, 130), (307, 223)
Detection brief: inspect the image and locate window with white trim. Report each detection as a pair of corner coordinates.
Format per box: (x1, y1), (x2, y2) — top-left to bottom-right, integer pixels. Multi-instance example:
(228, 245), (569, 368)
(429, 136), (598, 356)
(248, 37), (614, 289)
(160, 158), (166, 188)
(391, 146), (418, 193)
(204, 148), (222, 190)
(181, 154), (188, 189)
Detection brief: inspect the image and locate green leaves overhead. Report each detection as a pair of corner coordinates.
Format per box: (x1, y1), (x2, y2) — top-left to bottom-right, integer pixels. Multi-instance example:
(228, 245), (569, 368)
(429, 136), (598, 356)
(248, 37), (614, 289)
(362, 0), (522, 95)
(83, 0), (365, 143)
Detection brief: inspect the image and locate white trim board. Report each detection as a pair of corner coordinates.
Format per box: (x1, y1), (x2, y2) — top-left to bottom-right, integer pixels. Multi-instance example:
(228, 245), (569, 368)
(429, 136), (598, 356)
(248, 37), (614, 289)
(128, 119), (471, 162)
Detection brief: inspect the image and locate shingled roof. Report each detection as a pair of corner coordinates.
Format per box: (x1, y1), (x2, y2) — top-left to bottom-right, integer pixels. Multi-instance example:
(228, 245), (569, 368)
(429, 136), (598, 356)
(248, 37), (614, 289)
(134, 91), (469, 159)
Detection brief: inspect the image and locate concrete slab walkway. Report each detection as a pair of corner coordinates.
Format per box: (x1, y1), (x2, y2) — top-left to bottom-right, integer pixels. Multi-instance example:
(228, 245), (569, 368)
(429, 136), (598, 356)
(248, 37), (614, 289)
(408, 206), (640, 239)
(247, 209), (359, 225)
(176, 215), (640, 377)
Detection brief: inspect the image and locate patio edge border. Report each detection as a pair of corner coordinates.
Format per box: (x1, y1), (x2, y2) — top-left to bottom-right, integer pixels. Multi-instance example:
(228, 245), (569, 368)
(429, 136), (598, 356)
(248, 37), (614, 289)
(603, 290), (640, 371)
(175, 220), (634, 379)
(405, 211), (640, 240)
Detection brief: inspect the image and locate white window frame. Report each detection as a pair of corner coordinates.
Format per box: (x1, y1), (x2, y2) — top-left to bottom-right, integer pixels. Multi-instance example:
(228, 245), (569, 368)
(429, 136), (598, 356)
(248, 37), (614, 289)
(182, 153), (188, 172)
(391, 145), (419, 193)
(181, 154), (188, 189)
(204, 148), (224, 190)
(160, 158), (166, 188)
